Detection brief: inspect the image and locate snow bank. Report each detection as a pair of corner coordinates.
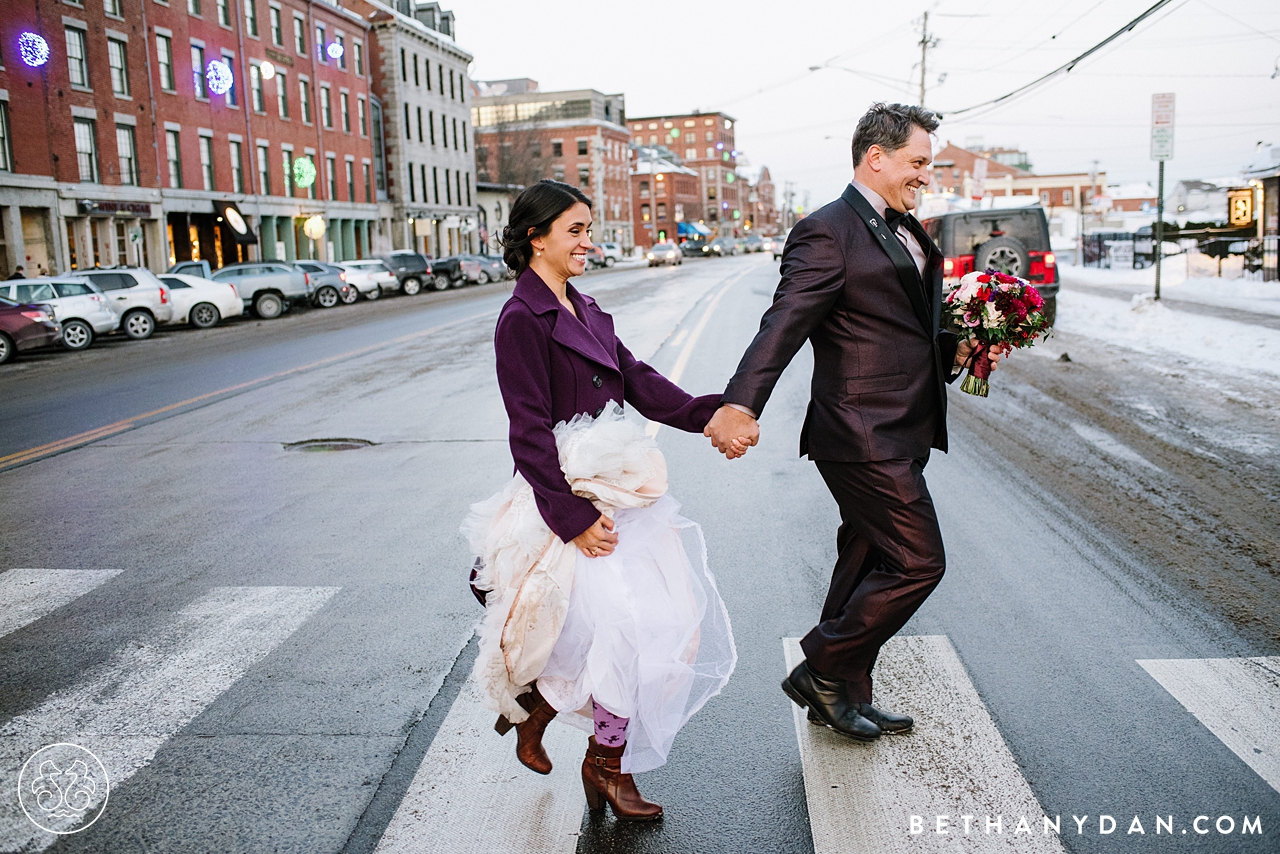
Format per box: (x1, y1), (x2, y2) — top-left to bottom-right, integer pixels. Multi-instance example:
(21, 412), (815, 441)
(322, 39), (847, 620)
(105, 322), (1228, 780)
(1061, 260), (1280, 317)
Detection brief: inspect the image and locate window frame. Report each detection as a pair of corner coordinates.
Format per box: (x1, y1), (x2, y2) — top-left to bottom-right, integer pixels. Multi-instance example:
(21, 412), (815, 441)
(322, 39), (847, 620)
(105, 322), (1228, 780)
(229, 139), (244, 192)
(115, 123), (137, 185)
(65, 26), (90, 89)
(107, 38), (130, 97)
(74, 117), (99, 182)
(166, 128), (183, 189)
(199, 134), (215, 190)
(156, 34), (175, 91)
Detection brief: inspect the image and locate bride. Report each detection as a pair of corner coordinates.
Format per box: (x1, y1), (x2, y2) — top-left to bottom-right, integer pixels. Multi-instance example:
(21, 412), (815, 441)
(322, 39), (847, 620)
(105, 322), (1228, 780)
(464, 180), (740, 821)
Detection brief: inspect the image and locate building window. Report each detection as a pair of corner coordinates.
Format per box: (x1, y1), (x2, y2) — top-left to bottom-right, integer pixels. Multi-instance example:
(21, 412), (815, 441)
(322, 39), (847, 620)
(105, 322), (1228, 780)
(321, 86), (332, 128)
(230, 140), (244, 192)
(199, 135), (214, 190)
(363, 163), (371, 203)
(641, 204), (650, 222)
(685, 147), (696, 160)
(578, 166), (590, 189)
(1039, 190), (1049, 205)
(294, 14), (306, 54)
(353, 41), (364, 76)
(404, 104), (411, 140)
(250, 64), (264, 111)
(66, 28), (89, 88)
(165, 129), (182, 188)
(466, 172), (471, 205)
(656, 203), (667, 221)
(216, 0), (230, 26)
(705, 131), (713, 142)
(276, 73), (289, 118)
(314, 25), (325, 62)
(357, 97), (367, 135)
(326, 154), (336, 199)
(270, 6), (283, 45)
(71, 118), (98, 182)
(191, 45), (206, 98)
(341, 92), (350, 132)
(449, 68), (455, 99)
(299, 79), (311, 123)
(407, 161), (415, 202)
(428, 111), (435, 145)
(116, 124), (137, 184)
(417, 106), (423, 142)
(552, 141), (563, 158)
(346, 160), (355, 201)
(0, 103), (12, 172)
(445, 168), (452, 205)
(157, 35), (174, 90)
(577, 139), (588, 156)
(305, 156), (315, 199)
(453, 117), (459, 150)
(335, 35), (345, 69)
(1063, 189), (1073, 205)
(708, 187), (717, 200)
(222, 51), (237, 105)
(705, 147), (713, 158)
(108, 39), (129, 97)
(257, 143), (270, 194)
(432, 166), (439, 204)
(421, 164), (428, 204)
(529, 140), (541, 159)
(244, 0), (258, 37)
(400, 49), (406, 82)
(438, 64), (444, 93)
(413, 54), (420, 87)
(105, 0), (122, 15)
(424, 58), (431, 90)
(188, 0), (200, 16)
(281, 149), (293, 195)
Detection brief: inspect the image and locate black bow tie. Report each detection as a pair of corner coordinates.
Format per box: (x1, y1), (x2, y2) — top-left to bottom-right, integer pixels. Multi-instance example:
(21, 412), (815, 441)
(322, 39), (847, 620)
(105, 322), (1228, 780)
(883, 208), (909, 230)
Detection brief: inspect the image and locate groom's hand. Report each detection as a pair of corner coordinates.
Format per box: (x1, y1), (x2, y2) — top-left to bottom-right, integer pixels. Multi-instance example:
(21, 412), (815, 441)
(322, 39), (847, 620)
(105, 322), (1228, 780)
(954, 340), (1008, 374)
(705, 405), (759, 459)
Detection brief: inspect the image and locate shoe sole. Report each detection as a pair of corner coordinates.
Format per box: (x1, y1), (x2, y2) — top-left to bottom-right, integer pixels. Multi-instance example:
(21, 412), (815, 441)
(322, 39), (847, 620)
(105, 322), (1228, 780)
(782, 678), (880, 742)
(806, 711), (913, 734)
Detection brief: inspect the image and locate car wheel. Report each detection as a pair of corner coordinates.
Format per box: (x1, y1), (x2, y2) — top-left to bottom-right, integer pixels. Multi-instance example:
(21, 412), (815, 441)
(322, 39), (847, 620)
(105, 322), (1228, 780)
(476, 271), (490, 285)
(190, 302), (221, 328)
(122, 309), (155, 339)
(316, 286), (340, 308)
(402, 277), (422, 296)
(366, 286), (382, 301)
(1042, 295), (1057, 328)
(60, 319), (94, 350)
(0, 333), (12, 364)
(604, 256), (615, 267)
(451, 276), (466, 289)
(254, 293), (284, 319)
(974, 236), (1030, 278)
(432, 274), (450, 291)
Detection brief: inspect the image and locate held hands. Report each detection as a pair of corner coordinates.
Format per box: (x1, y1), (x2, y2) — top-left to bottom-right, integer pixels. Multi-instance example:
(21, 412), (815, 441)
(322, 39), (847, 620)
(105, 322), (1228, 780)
(954, 340), (1008, 374)
(704, 405), (760, 460)
(572, 514), (618, 559)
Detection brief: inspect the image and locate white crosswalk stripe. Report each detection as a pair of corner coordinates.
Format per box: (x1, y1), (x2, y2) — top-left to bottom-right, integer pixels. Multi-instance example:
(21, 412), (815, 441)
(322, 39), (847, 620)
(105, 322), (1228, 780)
(784, 636), (1067, 854)
(1138, 655), (1280, 794)
(0, 568), (122, 639)
(373, 669), (585, 854)
(0, 584), (339, 852)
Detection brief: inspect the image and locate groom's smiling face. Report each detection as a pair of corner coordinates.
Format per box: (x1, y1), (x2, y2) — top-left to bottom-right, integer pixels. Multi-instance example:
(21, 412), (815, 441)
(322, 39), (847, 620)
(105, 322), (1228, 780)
(865, 126), (934, 214)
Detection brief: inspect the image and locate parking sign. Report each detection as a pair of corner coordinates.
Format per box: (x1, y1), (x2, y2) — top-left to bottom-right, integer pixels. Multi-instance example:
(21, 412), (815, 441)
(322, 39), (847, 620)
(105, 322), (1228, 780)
(1151, 93), (1174, 161)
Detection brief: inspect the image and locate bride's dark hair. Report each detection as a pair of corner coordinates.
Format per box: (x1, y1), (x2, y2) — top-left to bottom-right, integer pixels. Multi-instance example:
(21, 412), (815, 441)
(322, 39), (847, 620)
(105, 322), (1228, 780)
(501, 180), (593, 276)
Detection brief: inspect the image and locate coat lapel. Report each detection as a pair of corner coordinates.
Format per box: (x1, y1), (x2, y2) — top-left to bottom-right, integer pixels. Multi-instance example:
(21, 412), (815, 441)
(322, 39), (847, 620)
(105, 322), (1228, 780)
(512, 269), (618, 371)
(840, 184), (933, 335)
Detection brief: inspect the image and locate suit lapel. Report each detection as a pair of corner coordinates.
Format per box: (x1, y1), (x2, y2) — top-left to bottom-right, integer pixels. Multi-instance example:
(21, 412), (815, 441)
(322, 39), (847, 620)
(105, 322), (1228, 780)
(512, 270), (618, 371)
(841, 184), (933, 335)
(904, 216), (945, 331)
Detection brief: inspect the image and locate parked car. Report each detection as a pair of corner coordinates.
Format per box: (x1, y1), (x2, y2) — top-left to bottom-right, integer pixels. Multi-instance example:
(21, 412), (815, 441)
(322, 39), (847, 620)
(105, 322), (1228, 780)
(646, 242), (683, 267)
(742, 235), (764, 253)
(428, 255), (475, 289)
(680, 239), (708, 257)
(461, 254), (508, 284)
(291, 261), (354, 308)
(1, 277), (118, 350)
(158, 274), (244, 328)
(773, 231), (790, 260)
(75, 267), (174, 339)
(379, 251), (432, 295)
(595, 242), (623, 267)
(704, 237), (737, 257)
(921, 206), (1060, 324)
(337, 259), (398, 300)
(210, 262), (311, 318)
(166, 260), (212, 279)
(0, 296), (60, 364)
(584, 245), (606, 270)
(760, 236), (777, 255)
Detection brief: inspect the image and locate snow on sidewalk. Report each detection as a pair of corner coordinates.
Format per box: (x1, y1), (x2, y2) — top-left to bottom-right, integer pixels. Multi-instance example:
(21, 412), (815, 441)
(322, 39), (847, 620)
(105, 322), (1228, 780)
(1055, 288), (1280, 380)
(1061, 257), (1280, 318)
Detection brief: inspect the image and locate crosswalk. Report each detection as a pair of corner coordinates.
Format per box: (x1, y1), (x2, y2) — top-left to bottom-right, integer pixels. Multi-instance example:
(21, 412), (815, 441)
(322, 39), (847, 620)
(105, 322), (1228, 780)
(2, 566), (1277, 853)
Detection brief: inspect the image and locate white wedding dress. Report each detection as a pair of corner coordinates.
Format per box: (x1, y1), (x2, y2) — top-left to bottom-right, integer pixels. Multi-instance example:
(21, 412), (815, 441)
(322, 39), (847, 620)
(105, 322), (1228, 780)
(465, 408), (736, 774)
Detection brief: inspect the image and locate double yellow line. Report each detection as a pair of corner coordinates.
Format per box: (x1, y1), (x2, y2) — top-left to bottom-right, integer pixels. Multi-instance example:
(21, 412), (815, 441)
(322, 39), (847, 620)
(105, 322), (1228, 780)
(0, 310), (494, 473)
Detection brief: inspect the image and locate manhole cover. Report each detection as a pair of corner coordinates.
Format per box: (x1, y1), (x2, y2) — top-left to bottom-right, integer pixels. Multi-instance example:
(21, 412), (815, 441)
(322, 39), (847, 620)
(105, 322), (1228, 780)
(285, 438), (377, 452)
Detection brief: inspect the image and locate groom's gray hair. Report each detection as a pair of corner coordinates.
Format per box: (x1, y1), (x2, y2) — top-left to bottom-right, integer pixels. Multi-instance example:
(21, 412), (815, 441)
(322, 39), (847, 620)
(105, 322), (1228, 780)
(851, 103), (939, 167)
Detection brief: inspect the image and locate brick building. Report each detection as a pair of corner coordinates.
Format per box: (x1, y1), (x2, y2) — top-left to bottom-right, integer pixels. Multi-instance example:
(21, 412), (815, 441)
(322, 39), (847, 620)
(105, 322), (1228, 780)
(354, 0), (477, 257)
(930, 142), (1105, 209)
(472, 81), (632, 248)
(627, 111), (739, 235)
(630, 147), (701, 249)
(744, 166), (779, 236)
(0, 0), (390, 276)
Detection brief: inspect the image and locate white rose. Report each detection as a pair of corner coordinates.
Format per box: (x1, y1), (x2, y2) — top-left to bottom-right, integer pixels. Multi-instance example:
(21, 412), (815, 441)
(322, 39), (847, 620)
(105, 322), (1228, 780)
(982, 306), (1004, 329)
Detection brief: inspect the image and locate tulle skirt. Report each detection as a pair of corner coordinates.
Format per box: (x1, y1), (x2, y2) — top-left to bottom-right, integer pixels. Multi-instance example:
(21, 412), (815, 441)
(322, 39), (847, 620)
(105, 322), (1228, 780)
(537, 493), (736, 774)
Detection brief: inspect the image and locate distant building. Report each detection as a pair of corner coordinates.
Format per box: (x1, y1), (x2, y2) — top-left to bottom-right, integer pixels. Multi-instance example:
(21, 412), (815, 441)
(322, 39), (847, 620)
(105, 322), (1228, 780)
(631, 147), (702, 249)
(472, 81), (633, 247)
(1103, 183), (1158, 213)
(627, 111), (740, 235)
(1166, 179), (1231, 220)
(744, 166), (780, 236)
(475, 180), (522, 255)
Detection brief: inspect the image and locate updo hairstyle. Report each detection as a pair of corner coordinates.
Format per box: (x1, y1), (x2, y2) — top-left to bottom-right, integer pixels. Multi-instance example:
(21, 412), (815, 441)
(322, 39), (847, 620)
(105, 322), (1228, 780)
(501, 180), (593, 276)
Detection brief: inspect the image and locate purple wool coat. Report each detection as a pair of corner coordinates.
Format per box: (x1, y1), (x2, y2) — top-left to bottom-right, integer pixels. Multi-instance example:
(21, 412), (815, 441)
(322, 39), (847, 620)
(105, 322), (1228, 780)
(494, 268), (720, 543)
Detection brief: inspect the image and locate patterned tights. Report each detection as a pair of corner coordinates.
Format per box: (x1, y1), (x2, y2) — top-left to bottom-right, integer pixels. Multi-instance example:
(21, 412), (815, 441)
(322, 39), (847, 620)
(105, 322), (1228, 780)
(591, 699), (629, 747)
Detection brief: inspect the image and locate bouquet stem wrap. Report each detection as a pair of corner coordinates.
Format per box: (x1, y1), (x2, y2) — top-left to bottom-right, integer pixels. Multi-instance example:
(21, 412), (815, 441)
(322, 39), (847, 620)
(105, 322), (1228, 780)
(960, 341), (992, 397)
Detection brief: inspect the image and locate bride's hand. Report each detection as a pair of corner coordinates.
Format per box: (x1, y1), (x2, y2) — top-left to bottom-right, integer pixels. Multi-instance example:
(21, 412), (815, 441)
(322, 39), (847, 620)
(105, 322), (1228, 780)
(572, 514), (618, 558)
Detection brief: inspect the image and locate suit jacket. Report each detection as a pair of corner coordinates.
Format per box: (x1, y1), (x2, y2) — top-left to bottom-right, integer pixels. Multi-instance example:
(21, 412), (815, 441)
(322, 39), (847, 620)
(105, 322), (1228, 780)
(495, 268), (720, 542)
(722, 183), (959, 462)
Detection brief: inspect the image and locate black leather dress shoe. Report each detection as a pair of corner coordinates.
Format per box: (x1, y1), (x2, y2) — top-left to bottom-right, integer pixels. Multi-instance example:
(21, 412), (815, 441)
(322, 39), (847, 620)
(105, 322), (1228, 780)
(807, 702), (914, 734)
(782, 661), (881, 742)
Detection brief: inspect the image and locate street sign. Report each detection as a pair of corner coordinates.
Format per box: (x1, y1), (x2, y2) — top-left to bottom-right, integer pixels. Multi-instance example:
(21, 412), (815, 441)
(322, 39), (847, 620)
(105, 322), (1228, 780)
(1151, 93), (1175, 161)
(1227, 188), (1254, 227)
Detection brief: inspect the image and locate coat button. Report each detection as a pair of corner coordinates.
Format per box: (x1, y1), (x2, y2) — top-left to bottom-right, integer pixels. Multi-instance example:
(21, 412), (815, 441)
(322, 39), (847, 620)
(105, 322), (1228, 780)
(592, 375), (603, 388)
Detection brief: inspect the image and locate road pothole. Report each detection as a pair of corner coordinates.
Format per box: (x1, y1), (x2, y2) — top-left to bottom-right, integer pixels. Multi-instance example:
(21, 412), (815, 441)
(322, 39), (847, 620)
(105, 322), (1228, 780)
(284, 438), (377, 452)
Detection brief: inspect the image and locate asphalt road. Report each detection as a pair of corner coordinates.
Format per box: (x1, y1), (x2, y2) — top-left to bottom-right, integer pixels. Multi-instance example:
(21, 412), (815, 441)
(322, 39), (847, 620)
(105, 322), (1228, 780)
(1, 256), (1276, 854)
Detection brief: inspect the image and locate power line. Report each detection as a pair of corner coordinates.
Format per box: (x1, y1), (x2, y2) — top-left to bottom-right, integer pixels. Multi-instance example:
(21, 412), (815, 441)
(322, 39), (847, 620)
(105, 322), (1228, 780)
(937, 0), (1183, 120)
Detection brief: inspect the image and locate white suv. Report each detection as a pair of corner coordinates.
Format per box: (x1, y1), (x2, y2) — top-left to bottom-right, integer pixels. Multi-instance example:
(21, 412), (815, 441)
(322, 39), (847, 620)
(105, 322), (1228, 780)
(0, 277), (119, 350)
(75, 268), (174, 340)
(597, 242), (624, 266)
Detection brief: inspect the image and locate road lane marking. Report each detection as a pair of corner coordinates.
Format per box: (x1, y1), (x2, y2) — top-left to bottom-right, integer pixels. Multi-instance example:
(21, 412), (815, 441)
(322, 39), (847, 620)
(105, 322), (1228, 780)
(1138, 655), (1280, 793)
(784, 636), (1066, 854)
(646, 266), (753, 438)
(0, 569), (122, 639)
(372, 666), (585, 854)
(0, 585), (339, 851)
(0, 310), (495, 473)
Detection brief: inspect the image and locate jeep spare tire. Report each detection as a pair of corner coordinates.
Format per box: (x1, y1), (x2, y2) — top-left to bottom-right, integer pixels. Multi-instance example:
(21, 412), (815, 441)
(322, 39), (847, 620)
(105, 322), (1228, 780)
(974, 236), (1030, 277)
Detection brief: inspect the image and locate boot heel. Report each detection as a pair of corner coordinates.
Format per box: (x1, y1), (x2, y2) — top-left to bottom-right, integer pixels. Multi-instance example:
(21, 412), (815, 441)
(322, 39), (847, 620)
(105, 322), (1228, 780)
(780, 678), (809, 710)
(494, 715), (513, 736)
(583, 779), (605, 811)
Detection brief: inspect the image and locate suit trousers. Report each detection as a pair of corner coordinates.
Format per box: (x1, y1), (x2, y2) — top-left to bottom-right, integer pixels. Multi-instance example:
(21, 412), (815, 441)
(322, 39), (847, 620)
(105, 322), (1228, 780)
(799, 456), (946, 704)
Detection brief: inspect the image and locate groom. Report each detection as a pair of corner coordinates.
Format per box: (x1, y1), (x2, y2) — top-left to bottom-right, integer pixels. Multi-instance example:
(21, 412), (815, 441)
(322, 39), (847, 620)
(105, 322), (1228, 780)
(706, 103), (1003, 740)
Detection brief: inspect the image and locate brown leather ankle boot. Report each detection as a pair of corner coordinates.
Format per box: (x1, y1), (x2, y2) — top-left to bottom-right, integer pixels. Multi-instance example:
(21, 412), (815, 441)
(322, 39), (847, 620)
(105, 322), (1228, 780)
(581, 736), (663, 821)
(494, 684), (556, 775)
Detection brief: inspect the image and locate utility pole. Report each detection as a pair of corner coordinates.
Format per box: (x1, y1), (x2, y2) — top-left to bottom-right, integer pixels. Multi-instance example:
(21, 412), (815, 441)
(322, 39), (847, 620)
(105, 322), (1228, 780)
(918, 12), (938, 107)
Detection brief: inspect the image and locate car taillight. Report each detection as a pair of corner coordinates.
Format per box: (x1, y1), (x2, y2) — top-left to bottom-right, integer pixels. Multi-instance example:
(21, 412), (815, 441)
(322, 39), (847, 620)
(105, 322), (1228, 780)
(21, 311), (51, 322)
(339, 272), (346, 281)
(943, 258), (954, 276)
(228, 283), (238, 297)
(304, 273), (311, 285)
(159, 286), (169, 304)
(1044, 252), (1056, 267)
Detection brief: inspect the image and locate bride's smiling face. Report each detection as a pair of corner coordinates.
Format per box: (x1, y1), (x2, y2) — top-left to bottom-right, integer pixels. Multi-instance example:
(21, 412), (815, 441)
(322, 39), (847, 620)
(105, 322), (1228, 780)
(532, 202), (594, 280)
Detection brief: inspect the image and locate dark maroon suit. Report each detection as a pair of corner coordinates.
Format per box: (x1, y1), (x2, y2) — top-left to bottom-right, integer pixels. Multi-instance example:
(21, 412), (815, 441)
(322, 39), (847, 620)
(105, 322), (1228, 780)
(722, 183), (960, 703)
(495, 268), (720, 543)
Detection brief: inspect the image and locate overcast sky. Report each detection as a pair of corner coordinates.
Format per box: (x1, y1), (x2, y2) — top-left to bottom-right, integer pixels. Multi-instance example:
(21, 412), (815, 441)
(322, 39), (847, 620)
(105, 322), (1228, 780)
(453, 0), (1279, 209)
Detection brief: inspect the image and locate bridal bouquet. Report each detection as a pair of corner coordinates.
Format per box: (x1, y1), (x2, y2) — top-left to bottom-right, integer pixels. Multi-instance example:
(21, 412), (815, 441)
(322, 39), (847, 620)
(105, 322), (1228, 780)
(944, 269), (1052, 397)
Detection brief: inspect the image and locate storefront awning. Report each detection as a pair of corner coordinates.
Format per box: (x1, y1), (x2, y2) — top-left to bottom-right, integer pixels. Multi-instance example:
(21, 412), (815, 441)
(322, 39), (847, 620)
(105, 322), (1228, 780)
(214, 200), (258, 245)
(678, 221), (712, 236)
